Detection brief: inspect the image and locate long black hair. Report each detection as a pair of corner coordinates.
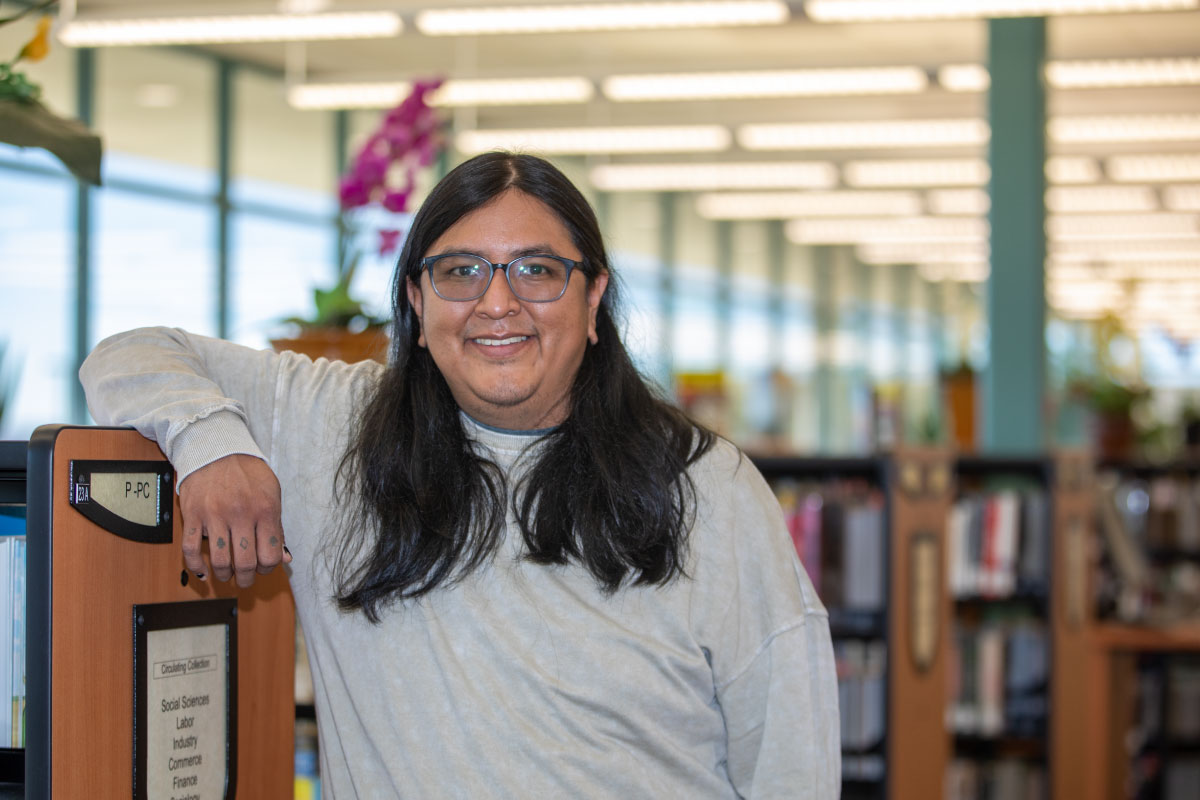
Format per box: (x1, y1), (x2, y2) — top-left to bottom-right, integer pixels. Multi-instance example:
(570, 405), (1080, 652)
(333, 152), (716, 621)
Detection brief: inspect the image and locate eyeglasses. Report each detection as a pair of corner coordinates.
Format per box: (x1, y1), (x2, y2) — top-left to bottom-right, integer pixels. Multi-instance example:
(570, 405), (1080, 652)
(418, 253), (583, 303)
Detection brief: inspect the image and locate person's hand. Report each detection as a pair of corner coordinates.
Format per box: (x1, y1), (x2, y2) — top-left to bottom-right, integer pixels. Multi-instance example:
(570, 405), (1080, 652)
(178, 454), (292, 588)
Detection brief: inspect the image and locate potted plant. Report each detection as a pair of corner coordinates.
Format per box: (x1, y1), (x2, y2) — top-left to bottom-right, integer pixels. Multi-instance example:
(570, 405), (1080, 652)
(270, 78), (444, 364)
(1069, 374), (1149, 462)
(0, 1), (102, 185)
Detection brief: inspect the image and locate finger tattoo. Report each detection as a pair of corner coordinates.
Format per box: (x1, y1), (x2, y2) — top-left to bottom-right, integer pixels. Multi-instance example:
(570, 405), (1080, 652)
(239, 537), (249, 551)
(269, 536), (279, 548)
(216, 538), (226, 550)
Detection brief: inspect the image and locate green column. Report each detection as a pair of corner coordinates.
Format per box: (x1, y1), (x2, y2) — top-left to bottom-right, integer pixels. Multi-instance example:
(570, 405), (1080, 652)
(984, 17), (1047, 453)
(894, 263), (914, 441)
(657, 192), (676, 386)
(767, 220), (786, 370)
(334, 109), (350, 275)
(70, 48), (95, 424)
(215, 59), (233, 339)
(814, 245), (836, 451)
(715, 220), (733, 374)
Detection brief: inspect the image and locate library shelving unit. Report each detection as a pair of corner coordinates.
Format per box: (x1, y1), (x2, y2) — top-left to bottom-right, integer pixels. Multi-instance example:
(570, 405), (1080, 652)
(21, 426), (296, 798)
(0, 441), (26, 799)
(1083, 459), (1200, 800)
(942, 451), (1095, 800)
(752, 447), (955, 800)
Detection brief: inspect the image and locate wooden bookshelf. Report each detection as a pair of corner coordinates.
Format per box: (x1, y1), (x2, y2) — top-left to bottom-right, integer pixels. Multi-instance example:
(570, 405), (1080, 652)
(1080, 458), (1200, 800)
(755, 448), (955, 800)
(25, 426), (295, 798)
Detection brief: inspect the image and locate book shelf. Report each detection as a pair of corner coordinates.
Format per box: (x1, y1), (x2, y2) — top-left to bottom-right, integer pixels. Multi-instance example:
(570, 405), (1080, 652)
(1084, 459), (1200, 800)
(754, 448), (954, 800)
(944, 452), (1094, 800)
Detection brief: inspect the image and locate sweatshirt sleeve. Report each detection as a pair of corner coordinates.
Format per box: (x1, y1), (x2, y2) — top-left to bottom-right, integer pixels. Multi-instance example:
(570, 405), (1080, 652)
(79, 326), (284, 485)
(688, 443), (841, 799)
(718, 599), (841, 799)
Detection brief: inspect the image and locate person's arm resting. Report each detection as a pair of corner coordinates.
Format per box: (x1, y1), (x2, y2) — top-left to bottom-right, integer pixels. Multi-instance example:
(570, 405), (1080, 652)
(79, 326), (288, 585)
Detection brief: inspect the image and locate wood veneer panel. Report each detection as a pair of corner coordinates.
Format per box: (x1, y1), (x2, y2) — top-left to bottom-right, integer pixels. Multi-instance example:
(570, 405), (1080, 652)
(887, 447), (953, 800)
(47, 428), (293, 798)
(1050, 451), (1094, 800)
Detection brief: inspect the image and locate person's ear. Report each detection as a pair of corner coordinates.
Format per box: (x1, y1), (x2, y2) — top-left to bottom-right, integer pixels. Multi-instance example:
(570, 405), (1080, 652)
(406, 277), (427, 348)
(586, 271), (609, 345)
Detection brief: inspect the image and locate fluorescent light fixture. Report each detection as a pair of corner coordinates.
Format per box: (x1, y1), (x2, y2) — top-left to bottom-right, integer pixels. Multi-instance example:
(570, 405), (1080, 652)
(603, 67), (927, 102)
(1047, 58), (1200, 88)
(926, 188), (990, 215)
(415, 0), (788, 35)
(1164, 185), (1200, 210)
(1051, 239), (1200, 261)
(857, 241), (989, 266)
(938, 64), (990, 92)
(1047, 212), (1200, 240)
(805, 0), (1198, 22)
(58, 12), (402, 46)
(1046, 185), (1159, 213)
(940, 58), (1200, 92)
(455, 125), (732, 155)
(1051, 263), (1200, 282)
(1107, 154), (1200, 182)
(918, 262), (991, 283)
(739, 118), (988, 150)
(1050, 115), (1200, 144)
(1046, 156), (1100, 184)
(288, 78), (594, 110)
(696, 190), (922, 219)
(844, 159), (990, 187)
(588, 161), (838, 191)
(786, 216), (986, 245)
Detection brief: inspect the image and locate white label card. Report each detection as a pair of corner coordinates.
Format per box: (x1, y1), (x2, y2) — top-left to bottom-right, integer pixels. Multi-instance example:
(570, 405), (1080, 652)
(145, 624), (228, 800)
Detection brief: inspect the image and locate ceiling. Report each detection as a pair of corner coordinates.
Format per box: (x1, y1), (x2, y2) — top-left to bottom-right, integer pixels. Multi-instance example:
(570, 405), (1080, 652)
(67, 2), (1200, 137)
(61, 2), (1200, 338)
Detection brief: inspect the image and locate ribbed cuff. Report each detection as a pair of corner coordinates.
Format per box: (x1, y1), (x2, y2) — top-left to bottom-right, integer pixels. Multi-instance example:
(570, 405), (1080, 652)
(168, 410), (267, 491)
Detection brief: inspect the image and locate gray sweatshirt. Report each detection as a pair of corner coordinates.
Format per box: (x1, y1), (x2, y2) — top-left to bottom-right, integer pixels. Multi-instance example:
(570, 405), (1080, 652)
(80, 327), (841, 799)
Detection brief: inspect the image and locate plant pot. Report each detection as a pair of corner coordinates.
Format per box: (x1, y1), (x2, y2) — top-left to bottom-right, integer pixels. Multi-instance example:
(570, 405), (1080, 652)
(941, 369), (976, 453)
(270, 327), (388, 364)
(1090, 410), (1136, 462)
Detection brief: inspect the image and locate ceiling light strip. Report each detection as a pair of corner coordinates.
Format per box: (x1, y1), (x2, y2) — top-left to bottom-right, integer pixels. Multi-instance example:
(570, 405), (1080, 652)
(739, 118), (989, 150)
(1107, 154), (1200, 182)
(1046, 185), (1159, 213)
(589, 161), (838, 190)
(1164, 185), (1200, 210)
(455, 126), (732, 155)
(288, 78), (594, 110)
(844, 159), (991, 187)
(1050, 115), (1200, 144)
(58, 12), (403, 46)
(941, 58), (1200, 91)
(786, 216), (987, 245)
(603, 67), (927, 101)
(416, 1), (788, 36)
(805, 0), (1198, 23)
(696, 190), (923, 218)
(1047, 57), (1200, 88)
(926, 188), (991, 215)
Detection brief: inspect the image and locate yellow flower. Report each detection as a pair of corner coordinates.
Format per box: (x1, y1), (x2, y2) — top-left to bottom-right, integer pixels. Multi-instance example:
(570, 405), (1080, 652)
(17, 16), (52, 64)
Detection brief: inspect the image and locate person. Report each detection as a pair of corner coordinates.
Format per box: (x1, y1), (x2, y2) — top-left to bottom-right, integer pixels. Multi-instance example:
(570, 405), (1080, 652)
(80, 152), (840, 798)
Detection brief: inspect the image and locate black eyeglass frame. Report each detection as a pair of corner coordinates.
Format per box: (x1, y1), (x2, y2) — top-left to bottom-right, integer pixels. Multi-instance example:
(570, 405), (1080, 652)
(417, 253), (585, 303)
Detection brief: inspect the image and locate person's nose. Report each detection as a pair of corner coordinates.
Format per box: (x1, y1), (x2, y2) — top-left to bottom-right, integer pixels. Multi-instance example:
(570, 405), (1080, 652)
(474, 265), (521, 318)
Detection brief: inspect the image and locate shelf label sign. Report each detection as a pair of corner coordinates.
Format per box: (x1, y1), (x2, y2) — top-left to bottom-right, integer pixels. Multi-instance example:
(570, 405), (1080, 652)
(146, 625), (226, 800)
(909, 532), (940, 674)
(134, 600), (237, 800)
(69, 459), (174, 544)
